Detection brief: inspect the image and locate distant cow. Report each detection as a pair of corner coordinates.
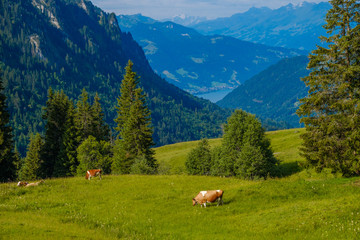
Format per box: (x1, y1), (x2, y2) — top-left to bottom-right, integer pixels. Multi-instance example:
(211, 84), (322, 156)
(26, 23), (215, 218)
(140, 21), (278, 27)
(85, 169), (102, 180)
(17, 181), (28, 187)
(25, 180), (44, 187)
(192, 189), (224, 208)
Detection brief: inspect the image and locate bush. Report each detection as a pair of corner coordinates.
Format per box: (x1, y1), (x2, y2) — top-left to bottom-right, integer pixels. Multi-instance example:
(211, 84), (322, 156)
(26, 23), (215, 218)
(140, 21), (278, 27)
(130, 156), (157, 175)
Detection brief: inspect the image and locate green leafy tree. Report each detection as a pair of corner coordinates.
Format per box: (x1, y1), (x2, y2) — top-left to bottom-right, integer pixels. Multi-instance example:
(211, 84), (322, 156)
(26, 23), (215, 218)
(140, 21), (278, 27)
(112, 60), (157, 174)
(185, 139), (212, 175)
(297, 0), (360, 176)
(19, 133), (44, 180)
(219, 109), (277, 178)
(76, 135), (112, 175)
(0, 71), (17, 181)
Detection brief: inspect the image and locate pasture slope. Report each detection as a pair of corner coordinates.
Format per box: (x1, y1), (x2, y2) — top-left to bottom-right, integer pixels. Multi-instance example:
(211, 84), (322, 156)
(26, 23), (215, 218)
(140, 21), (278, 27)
(1, 129), (360, 239)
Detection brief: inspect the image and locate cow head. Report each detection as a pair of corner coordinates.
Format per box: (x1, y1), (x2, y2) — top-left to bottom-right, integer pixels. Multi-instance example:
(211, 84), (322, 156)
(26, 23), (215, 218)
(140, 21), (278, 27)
(192, 198), (198, 206)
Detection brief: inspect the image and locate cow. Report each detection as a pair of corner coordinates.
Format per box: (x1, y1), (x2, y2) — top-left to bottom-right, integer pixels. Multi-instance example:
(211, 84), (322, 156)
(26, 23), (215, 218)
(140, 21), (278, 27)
(85, 169), (102, 180)
(25, 180), (44, 187)
(192, 189), (224, 208)
(17, 181), (28, 187)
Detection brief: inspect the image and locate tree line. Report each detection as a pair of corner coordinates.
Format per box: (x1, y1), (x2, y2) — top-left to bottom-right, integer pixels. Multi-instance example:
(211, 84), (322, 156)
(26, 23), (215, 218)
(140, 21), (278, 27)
(0, 60), (156, 181)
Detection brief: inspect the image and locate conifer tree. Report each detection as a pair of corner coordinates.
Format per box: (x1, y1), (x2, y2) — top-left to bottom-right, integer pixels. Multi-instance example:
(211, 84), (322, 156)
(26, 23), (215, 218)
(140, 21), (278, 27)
(19, 133), (44, 180)
(297, 0), (360, 176)
(91, 92), (109, 141)
(55, 102), (79, 176)
(75, 88), (93, 142)
(41, 88), (73, 177)
(0, 70), (17, 181)
(113, 60), (156, 174)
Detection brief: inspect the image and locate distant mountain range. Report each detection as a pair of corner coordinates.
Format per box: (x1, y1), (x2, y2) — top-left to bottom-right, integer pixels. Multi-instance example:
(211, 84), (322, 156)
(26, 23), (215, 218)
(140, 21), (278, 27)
(217, 55), (310, 127)
(162, 14), (207, 27)
(191, 2), (331, 51)
(117, 14), (305, 94)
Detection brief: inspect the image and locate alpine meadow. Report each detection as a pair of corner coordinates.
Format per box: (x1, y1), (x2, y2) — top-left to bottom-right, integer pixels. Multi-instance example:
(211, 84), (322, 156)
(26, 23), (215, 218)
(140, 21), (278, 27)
(1, 0), (360, 239)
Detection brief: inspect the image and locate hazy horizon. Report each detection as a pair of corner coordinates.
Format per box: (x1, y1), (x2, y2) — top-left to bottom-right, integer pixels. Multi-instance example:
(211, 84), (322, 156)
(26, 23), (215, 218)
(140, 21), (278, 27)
(91, 0), (330, 20)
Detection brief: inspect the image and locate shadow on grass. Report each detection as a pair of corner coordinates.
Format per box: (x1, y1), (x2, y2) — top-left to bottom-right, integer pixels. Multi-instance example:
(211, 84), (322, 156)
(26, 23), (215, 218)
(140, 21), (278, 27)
(277, 161), (302, 178)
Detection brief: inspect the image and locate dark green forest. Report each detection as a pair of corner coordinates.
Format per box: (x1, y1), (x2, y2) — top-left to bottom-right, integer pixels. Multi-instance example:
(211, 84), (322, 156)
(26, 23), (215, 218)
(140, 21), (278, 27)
(0, 0), (229, 156)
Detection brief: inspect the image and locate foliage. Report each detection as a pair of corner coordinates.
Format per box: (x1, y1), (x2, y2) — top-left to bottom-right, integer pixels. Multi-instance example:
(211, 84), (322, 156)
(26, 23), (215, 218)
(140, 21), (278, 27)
(76, 135), (112, 175)
(18, 133), (44, 180)
(0, 70), (17, 181)
(215, 109), (278, 178)
(297, 0), (360, 176)
(112, 61), (157, 174)
(130, 156), (157, 175)
(185, 139), (212, 175)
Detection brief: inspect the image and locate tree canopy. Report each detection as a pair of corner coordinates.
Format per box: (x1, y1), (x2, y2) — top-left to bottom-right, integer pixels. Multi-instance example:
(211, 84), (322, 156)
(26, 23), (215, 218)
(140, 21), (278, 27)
(297, 0), (360, 176)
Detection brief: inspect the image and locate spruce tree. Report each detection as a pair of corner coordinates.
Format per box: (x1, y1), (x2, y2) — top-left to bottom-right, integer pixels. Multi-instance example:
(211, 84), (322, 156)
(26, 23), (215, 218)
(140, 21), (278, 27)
(297, 0), (360, 176)
(113, 60), (156, 174)
(41, 88), (73, 177)
(75, 88), (93, 142)
(0, 70), (17, 181)
(19, 133), (44, 180)
(91, 93), (109, 141)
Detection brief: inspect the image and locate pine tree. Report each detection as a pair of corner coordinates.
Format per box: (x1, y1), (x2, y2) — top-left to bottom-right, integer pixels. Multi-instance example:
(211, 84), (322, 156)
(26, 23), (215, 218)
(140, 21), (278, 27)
(0, 70), (17, 181)
(75, 88), (93, 142)
(297, 0), (360, 176)
(112, 60), (156, 174)
(91, 92), (109, 141)
(55, 102), (79, 177)
(41, 88), (73, 177)
(19, 133), (44, 180)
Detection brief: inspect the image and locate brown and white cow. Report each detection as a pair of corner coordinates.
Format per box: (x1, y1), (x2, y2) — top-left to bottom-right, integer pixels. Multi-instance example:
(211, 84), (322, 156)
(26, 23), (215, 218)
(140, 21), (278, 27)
(85, 169), (102, 180)
(192, 189), (224, 208)
(17, 181), (28, 187)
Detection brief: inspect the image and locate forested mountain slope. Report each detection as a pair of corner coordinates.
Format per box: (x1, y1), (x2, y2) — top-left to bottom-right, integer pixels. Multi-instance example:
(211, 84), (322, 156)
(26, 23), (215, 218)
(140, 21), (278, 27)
(117, 14), (305, 94)
(217, 56), (310, 127)
(0, 0), (229, 155)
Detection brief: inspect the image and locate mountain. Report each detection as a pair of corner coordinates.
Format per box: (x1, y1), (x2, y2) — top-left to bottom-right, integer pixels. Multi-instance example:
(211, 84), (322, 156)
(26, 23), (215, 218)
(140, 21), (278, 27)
(217, 56), (310, 127)
(0, 0), (229, 155)
(191, 2), (331, 51)
(162, 14), (207, 26)
(117, 14), (306, 94)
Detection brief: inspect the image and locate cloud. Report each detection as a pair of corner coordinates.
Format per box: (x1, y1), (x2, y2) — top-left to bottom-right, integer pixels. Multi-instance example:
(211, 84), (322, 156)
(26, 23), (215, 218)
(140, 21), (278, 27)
(91, 0), (329, 19)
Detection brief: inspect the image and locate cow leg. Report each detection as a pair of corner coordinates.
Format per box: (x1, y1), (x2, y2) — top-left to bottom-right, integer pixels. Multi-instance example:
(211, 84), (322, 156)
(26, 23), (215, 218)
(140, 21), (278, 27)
(203, 203), (206, 208)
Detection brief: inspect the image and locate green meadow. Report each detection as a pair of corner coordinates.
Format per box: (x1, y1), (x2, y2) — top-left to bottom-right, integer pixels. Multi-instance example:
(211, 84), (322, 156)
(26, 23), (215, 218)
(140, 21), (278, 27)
(2, 129), (360, 239)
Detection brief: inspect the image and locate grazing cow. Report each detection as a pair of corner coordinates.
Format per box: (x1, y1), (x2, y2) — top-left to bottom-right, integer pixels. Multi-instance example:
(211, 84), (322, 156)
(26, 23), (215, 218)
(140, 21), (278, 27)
(192, 189), (224, 208)
(25, 180), (44, 187)
(17, 181), (28, 187)
(85, 169), (102, 180)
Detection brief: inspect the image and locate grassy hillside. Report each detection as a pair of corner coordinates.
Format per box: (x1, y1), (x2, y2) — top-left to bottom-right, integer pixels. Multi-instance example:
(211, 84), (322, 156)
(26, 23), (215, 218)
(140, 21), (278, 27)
(2, 129), (360, 239)
(155, 128), (305, 175)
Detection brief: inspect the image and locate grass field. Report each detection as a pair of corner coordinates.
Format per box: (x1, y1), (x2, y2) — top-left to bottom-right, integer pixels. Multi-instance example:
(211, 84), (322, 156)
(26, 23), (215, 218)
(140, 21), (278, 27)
(2, 128), (360, 239)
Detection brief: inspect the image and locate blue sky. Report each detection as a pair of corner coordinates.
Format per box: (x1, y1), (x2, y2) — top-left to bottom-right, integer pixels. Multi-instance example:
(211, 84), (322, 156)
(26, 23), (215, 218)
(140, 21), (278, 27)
(91, 0), (329, 20)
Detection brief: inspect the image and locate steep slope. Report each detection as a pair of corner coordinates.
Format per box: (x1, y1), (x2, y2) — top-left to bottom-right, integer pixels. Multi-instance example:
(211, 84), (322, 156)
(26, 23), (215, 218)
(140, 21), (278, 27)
(217, 56), (310, 127)
(117, 14), (306, 94)
(192, 2), (331, 51)
(0, 0), (228, 155)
